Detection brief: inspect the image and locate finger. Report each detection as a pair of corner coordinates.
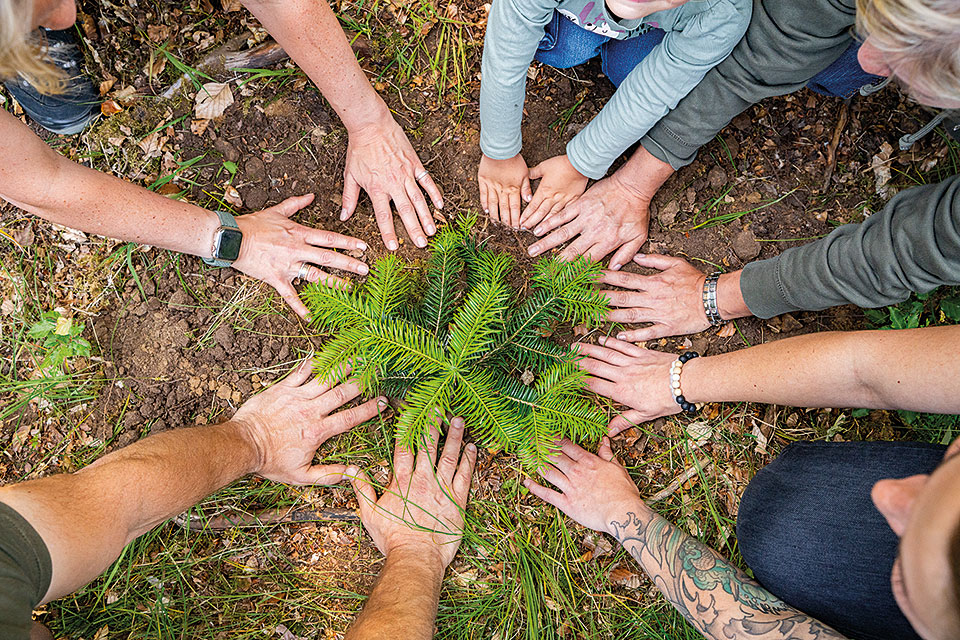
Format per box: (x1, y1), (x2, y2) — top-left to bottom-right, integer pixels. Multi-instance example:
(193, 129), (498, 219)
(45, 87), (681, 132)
(521, 176), (532, 204)
(528, 161), (545, 181)
(538, 463), (571, 492)
(574, 342), (630, 365)
(528, 220), (580, 257)
(497, 190), (512, 227)
(341, 175), (361, 221)
(608, 410), (646, 436)
(305, 228), (369, 253)
(393, 436), (415, 483)
(301, 361), (351, 397)
(520, 187), (547, 228)
(281, 356), (315, 387)
(415, 414), (442, 474)
(633, 253), (687, 271)
(522, 477), (566, 509)
(545, 449), (575, 474)
(271, 193), (315, 218)
(417, 169), (444, 210)
(302, 247), (369, 276)
(488, 185), (501, 223)
(509, 189), (522, 228)
(560, 439), (588, 461)
(407, 179), (436, 237)
(558, 236), (599, 262)
(317, 381), (362, 413)
(452, 436), (477, 501)
(583, 375), (616, 398)
(371, 192), (400, 251)
(598, 270), (646, 290)
(275, 281), (309, 318)
(392, 190), (428, 249)
(579, 357), (620, 381)
(296, 463), (348, 486)
(324, 397), (387, 439)
(301, 266), (348, 290)
(606, 307), (656, 324)
(597, 335), (647, 357)
(479, 180), (489, 214)
(347, 466), (379, 519)
(598, 437), (614, 461)
(599, 289), (644, 308)
(534, 204), (579, 236)
(437, 416), (465, 483)
(609, 236), (647, 272)
(617, 325), (672, 342)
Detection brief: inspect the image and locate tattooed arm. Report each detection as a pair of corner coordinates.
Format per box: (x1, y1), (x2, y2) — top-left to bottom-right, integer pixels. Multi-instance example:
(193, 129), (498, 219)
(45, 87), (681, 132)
(524, 439), (848, 639)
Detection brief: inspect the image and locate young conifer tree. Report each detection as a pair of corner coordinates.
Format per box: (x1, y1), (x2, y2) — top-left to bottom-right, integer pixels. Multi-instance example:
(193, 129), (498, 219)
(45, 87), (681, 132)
(302, 216), (610, 469)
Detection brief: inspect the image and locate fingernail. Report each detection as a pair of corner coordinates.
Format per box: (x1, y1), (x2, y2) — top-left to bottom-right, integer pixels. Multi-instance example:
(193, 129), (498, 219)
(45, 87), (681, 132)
(483, 208), (489, 214)
(520, 225), (527, 231)
(452, 420), (464, 430)
(534, 227), (542, 235)
(340, 208), (348, 221)
(415, 237), (427, 248)
(345, 465), (358, 477)
(437, 201), (444, 209)
(611, 263), (622, 271)
(467, 443), (477, 452)
(378, 397), (388, 407)
(358, 241), (368, 251)
(528, 247), (538, 257)
(633, 254), (645, 261)
(387, 240), (398, 251)
(524, 194), (532, 202)
(305, 314), (313, 323)
(617, 333), (626, 341)
(598, 336), (607, 344)
(426, 224), (436, 235)
(358, 264), (369, 275)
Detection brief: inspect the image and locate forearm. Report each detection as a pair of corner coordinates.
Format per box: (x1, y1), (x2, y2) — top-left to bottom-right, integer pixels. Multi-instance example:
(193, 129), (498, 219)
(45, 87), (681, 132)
(345, 548), (444, 640)
(609, 500), (845, 639)
(240, 0), (388, 131)
(681, 326), (960, 413)
(0, 420), (259, 602)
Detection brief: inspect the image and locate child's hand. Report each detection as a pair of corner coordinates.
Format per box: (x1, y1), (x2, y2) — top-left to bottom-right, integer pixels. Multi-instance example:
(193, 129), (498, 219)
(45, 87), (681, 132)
(478, 153), (532, 228)
(520, 155), (589, 231)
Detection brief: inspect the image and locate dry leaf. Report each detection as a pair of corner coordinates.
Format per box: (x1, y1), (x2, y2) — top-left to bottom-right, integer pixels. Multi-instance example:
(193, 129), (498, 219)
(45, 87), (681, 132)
(608, 563), (642, 589)
(191, 119), (211, 135)
(92, 625), (109, 640)
(137, 131), (167, 159)
(194, 82), (234, 120)
(99, 75), (117, 96)
(716, 322), (736, 338)
(686, 421), (713, 446)
(582, 533), (614, 559)
(224, 185), (243, 208)
(751, 422), (769, 455)
(100, 99), (123, 116)
(871, 141), (894, 199)
(222, 0), (243, 11)
(112, 85), (138, 105)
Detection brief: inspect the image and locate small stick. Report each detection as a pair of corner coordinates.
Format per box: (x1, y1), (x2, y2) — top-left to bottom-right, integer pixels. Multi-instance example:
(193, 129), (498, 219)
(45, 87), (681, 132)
(822, 100), (850, 191)
(173, 506), (359, 530)
(160, 38), (289, 99)
(647, 457), (714, 503)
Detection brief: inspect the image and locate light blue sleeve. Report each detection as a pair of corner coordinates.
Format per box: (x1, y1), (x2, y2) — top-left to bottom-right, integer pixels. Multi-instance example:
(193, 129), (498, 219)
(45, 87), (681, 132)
(566, 0), (752, 179)
(479, 0), (555, 160)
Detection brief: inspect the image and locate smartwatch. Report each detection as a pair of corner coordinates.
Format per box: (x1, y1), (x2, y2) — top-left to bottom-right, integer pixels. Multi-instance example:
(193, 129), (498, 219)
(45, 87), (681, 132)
(203, 210), (243, 267)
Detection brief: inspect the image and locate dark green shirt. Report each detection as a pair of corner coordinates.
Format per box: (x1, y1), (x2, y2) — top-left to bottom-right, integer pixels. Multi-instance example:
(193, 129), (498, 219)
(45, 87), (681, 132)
(0, 502), (52, 640)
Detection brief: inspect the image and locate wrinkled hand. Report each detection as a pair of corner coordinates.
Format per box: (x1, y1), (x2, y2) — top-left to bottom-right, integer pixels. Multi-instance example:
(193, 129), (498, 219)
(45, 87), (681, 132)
(520, 155), (589, 232)
(341, 115), (443, 251)
(599, 254), (710, 342)
(478, 153), (532, 229)
(233, 194), (369, 318)
(234, 358), (387, 485)
(348, 417), (477, 568)
(527, 172), (651, 269)
(576, 336), (679, 435)
(524, 438), (642, 536)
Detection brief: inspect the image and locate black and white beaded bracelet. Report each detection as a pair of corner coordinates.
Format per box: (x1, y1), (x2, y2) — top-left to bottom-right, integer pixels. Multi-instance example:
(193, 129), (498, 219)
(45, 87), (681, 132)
(669, 351), (700, 415)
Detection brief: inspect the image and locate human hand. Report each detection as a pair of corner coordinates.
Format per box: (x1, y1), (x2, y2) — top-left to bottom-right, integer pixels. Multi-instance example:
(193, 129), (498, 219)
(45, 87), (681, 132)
(478, 153), (532, 229)
(520, 155), (589, 231)
(233, 358), (387, 485)
(348, 417), (477, 569)
(599, 254), (710, 342)
(233, 194), (369, 318)
(576, 336), (679, 435)
(523, 438), (643, 536)
(527, 172), (652, 269)
(341, 114), (442, 251)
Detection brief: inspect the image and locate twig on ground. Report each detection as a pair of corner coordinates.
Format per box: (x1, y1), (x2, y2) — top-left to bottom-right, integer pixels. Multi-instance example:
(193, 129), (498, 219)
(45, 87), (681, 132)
(173, 506), (359, 530)
(647, 456), (714, 503)
(822, 99), (850, 191)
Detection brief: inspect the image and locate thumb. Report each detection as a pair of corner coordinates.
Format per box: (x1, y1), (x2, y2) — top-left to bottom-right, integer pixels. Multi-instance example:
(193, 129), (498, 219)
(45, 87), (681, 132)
(270, 193), (315, 218)
(528, 162), (545, 180)
(598, 437), (614, 461)
(297, 463), (348, 486)
(632, 253), (686, 272)
(347, 466), (378, 520)
(607, 410), (645, 437)
(521, 177), (532, 202)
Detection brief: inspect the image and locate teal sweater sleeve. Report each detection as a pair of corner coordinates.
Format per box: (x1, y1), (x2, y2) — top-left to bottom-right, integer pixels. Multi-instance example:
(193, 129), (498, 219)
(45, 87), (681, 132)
(479, 0), (554, 161)
(567, 0), (751, 179)
(740, 176), (960, 318)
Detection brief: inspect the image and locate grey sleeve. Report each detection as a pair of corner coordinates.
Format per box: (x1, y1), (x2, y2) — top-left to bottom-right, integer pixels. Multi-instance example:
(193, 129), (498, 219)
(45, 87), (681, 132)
(0, 502), (53, 640)
(740, 177), (960, 318)
(639, 0), (857, 169)
(479, 0), (554, 160)
(566, 0), (751, 179)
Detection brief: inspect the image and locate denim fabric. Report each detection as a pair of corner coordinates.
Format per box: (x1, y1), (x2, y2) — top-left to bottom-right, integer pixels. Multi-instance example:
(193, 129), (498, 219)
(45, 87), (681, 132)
(533, 12), (666, 88)
(737, 441), (946, 640)
(807, 39), (883, 98)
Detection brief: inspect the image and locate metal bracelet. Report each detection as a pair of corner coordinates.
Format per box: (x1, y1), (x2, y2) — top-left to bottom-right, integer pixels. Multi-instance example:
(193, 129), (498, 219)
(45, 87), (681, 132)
(701, 272), (723, 326)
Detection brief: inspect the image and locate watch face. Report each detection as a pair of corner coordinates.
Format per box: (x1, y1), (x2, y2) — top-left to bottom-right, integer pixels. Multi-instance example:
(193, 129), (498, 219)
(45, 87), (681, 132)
(216, 227), (243, 261)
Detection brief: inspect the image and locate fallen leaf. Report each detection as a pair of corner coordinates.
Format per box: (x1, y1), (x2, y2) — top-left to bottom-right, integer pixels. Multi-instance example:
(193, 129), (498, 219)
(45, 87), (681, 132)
(224, 185), (243, 208)
(871, 141), (894, 200)
(222, 0), (243, 12)
(608, 563), (642, 589)
(716, 322), (736, 338)
(194, 82), (234, 120)
(137, 131), (168, 159)
(190, 119), (210, 135)
(100, 99), (123, 116)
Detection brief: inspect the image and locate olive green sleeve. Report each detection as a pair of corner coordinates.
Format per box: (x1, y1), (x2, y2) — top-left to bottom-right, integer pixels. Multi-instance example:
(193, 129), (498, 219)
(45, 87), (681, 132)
(0, 502), (53, 640)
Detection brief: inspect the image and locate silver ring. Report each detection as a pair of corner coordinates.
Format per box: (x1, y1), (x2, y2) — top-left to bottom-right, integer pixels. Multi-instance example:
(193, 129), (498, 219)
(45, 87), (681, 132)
(415, 170), (429, 181)
(297, 262), (310, 281)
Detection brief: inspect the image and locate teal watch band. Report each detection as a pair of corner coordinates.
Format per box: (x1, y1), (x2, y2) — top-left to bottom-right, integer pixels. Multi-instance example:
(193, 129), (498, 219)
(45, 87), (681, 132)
(203, 210), (240, 268)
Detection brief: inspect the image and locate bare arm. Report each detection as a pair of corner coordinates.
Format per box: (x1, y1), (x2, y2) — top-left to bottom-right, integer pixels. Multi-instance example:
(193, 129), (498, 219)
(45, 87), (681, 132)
(0, 359), (384, 603)
(525, 440), (847, 639)
(577, 326), (960, 434)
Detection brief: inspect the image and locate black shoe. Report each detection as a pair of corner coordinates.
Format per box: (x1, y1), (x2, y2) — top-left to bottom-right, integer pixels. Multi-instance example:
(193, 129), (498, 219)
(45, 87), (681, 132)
(3, 28), (100, 135)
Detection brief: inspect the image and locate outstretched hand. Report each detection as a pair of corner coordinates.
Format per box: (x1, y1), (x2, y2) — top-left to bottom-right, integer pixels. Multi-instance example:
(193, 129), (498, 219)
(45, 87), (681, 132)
(234, 194), (370, 318)
(526, 173), (651, 269)
(234, 358), (387, 485)
(479, 153), (532, 229)
(524, 438), (642, 536)
(341, 116), (443, 252)
(576, 336), (680, 435)
(520, 155), (589, 231)
(348, 417), (477, 569)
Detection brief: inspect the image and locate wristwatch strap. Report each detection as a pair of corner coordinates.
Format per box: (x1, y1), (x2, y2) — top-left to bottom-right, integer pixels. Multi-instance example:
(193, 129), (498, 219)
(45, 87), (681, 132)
(202, 210), (239, 267)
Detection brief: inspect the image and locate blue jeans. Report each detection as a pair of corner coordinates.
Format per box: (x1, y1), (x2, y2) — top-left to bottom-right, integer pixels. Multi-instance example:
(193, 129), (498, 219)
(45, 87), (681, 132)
(533, 12), (881, 98)
(737, 441), (946, 640)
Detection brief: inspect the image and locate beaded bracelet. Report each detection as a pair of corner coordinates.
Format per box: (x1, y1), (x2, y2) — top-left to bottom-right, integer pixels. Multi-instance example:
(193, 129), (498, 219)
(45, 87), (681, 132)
(670, 351), (700, 415)
(702, 272), (723, 326)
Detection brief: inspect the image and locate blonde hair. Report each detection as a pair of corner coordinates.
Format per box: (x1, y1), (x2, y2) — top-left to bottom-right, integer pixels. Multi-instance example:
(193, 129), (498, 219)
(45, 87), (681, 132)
(857, 0), (960, 105)
(0, 0), (65, 94)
